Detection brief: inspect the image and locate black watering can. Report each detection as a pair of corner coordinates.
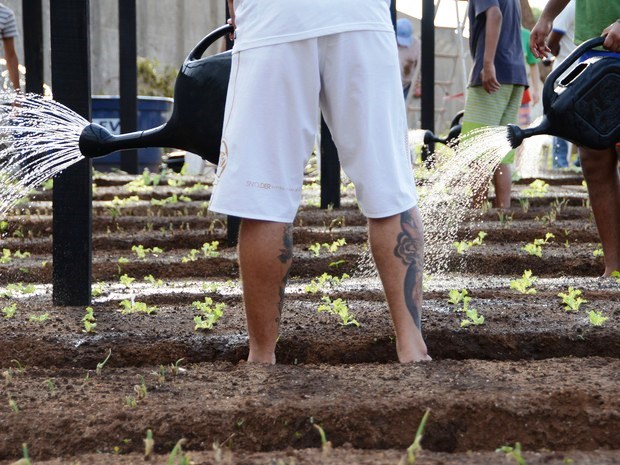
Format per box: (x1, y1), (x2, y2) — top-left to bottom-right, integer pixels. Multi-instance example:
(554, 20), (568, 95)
(79, 24), (234, 165)
(423, 110), (464, 148)
(508, 36), (620, 150)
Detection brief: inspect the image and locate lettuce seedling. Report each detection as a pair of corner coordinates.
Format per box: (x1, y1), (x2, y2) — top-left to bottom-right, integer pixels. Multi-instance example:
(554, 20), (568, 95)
(496, 442), (526, 465)
(460, 307), (485, 328)
(557, 287), (587, 312)
(2, 302), (16, 318)
(588, 310), (609, 327)
(119, 274), (136, 287)
(28, 313), (49, 323)
(510, 270), (537, 294)
(522, 233), (554, 258)
(120, 300), (157, 315)
(83, 306), (97, 333)
(201, 241), (220, 258)
(453, 231), (487, 254)
(317, 296), (359, 327)
(144, 274), (164, 287)
(193, 297), (225, 330)
(448, 289), (468, 306)
(522, 179), (549, 197)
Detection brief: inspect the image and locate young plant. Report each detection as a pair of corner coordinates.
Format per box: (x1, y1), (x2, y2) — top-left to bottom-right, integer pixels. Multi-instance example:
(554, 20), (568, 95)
(117, 256), (129, 274)
(304, 273), (350, 294)
(612, 270), (620, 284)
(96, 349), (112, 375)
(2, 303), (17, 318)
(144, 274), (164, 287)
(557, 287), (587, 312)
(193, 297), (225, 330)
(317, 296), (359, 327)
(82, 306), (97, 333)
(132, 245), (163, 259)
(496, 442), (526, 465)
(593, 246), (604, 258)
(313, 424), (332, 456)
(144, 429), (155, 460)
(522, 179), (549, 197)
(402, 409), (430, 465)
(453, 231), (487, 255)
(522, 233), (554, 258)
(120, 299), (157, 315)
(45, 379), (56, 398)
(201, 241), (220, 258)
(308, 243), (322, 257)
(460, 307), (485, 328)
(182, 248), (200, 263)
(134, 376), (148, 400)
(119, 274), (136, 287)
(28, 313), (50, 323)
(588, 310), (609, 327)
(448, 289), (468, 306)
(510, 270), (537, 294)
(92, 282), (105, 297)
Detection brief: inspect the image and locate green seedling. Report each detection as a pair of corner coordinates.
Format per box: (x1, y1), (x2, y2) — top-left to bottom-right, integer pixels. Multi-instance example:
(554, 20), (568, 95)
(8, 397), (19, 413)
(460, 306), (485, 328)
(0, 248), (11, 263)
(144, 274), (164, 287)
(304, 272), (350, 294)
(496, 442), (526, 465)
(317, 296), (359, 327)
(82, 306), (97, 333)
(2, 303), (17, 318)
(119, 274), (136, 287)
(522, 232), (554, 257)
(96, 349), (112, 375)
(134, 376), (148, 399)
(117, 256), (129, 274)
(28, 313), (49, 323)
(323, 238), (346, 253)
(453, 231), (487, 254)
(588, 310), (609, 327)
(170, 358), (186, 379)
(182, 248), (199, 262)
(593, 247), (604, 258)
(132, 245), (163, 259)
(309, 243), (322, 257)
(92, 282), (105, 297)
(522, 179), (549, 197)
(328, 259), (346, 269)
(201, 241), (220, 258)
(448, 288), (468, 306)
(120, 299), (157, 315)
(125, 395), (137, 408)
(144, 429), (155, 459)
(14, 443), (31, 465)
(510, 270), (537, 294)
(557, 287), (587, 312)
(2, 283), (36, 298)
(167, 438), (190, 465)
(313, 424), (332, 456)
(519, 198), (530, 213)
(11, 360), (25, 373)
(401, 409), (430, 465)
(45, 379), (56, 398)
(612, 271), (620, 284)
(497, 210), (513, 227)
(193, 297), (225, 330)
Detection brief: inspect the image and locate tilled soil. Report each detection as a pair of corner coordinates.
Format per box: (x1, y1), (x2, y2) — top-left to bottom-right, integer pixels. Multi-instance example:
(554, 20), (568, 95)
(1, 170), (619, 464)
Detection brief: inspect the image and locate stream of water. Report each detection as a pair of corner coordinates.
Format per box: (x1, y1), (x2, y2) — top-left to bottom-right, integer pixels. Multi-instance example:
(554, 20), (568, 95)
(0, 92), (87, 216)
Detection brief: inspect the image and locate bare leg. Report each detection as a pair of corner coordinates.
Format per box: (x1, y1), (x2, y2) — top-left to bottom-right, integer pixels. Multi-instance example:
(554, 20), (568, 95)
(368, 208), (430, 362)
(238, 219), (293, 363)
(493, 163), (513, 209)
(580, 147), (620, 276)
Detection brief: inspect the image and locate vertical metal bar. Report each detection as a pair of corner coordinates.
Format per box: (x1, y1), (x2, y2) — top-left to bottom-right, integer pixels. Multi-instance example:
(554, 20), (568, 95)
(421, 0), (435, 133)
(320, 117), (341, 210)
(119, 0), (139, 174)
(51, 0), (92, 306)
(22, 0), (44, 94)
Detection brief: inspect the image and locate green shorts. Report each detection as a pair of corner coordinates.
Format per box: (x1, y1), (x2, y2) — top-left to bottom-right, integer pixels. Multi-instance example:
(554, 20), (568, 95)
(461, 84), (524, 164)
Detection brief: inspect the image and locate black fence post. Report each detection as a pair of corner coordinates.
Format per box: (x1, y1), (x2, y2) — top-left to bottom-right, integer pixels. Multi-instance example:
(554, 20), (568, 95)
(320, 117), (341, 210)
(421, 0), (435, 133)
(22, 0), (44, 94)
(50, 0), (93, 306)
(119, 0), (139, 174)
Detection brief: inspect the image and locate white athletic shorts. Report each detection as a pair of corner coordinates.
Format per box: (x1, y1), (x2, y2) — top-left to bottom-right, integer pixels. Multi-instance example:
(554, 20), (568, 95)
(209, 30), (418, 223)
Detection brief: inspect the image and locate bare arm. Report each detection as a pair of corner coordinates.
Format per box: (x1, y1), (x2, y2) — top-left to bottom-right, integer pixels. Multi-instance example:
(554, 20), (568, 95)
(529, 62), (541, 105)
(530, 0), (571, 58)
(481, 6), (502, 93)
(227, 0), (236, 28)
(546, 30), (563, 57)
(3, 37), (19, 91)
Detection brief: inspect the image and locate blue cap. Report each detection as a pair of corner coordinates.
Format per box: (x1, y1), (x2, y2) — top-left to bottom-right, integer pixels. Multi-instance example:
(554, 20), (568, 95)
(396, 18), (413, 47)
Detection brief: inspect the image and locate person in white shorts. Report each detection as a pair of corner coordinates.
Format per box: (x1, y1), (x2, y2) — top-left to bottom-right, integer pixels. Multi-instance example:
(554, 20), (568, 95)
(210, 0), (430, 364)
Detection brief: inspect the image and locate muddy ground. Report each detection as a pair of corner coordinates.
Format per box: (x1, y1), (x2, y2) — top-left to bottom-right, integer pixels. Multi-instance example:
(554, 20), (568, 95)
(0, 166), (619, 464)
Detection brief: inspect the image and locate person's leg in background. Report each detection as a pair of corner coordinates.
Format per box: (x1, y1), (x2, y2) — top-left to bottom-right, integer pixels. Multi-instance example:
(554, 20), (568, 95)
(580, 146), (620, 276)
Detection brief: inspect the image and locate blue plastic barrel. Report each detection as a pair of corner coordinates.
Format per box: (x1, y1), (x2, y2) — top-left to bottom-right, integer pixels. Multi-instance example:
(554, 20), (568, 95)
(91, 95), (174, 171)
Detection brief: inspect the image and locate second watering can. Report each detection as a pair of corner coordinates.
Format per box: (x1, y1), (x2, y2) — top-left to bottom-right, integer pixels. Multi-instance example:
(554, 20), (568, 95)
(508, 36), (620, 150)
(79, 24), (234, 165)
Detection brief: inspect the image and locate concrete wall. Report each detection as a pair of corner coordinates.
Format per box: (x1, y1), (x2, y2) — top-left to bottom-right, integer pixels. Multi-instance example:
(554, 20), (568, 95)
(4, 0), (227, 94)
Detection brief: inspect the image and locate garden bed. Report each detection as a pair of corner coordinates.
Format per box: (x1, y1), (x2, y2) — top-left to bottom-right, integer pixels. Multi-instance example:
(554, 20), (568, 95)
(0, 168), (618, 464)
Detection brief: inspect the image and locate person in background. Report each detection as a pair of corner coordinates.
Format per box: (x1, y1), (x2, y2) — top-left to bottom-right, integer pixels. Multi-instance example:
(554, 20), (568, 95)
(396, 17), (421, 101)
(460, 0), (528, 209)
(546, 0), (576, 169)
(531, 0), (620, 277)
(210, 0), (430, 364)
(518, 26), (541, 128)
(0, 3), (20, 91)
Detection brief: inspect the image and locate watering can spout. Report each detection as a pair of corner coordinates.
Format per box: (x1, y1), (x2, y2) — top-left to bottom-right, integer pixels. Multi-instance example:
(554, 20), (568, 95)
(79, 123), (170, 159)
(506, 117), (552, 149)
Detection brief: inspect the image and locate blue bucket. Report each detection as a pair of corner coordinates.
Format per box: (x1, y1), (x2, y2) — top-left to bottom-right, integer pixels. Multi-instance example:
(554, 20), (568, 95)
(91, 95), (174, 171)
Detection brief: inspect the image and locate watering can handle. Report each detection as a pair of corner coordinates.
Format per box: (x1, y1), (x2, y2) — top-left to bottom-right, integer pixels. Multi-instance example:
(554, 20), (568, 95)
(543, 36), (606, 109)
(186, 24), (235, 62)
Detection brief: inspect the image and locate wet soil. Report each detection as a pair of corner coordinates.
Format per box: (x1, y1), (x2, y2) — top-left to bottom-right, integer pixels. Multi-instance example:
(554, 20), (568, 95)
(0, 169), (619, 464)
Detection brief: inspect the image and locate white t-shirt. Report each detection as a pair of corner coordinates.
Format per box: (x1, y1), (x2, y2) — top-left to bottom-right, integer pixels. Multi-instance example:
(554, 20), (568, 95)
(232, 0), (394, 52)
(552, 0), (576, 67)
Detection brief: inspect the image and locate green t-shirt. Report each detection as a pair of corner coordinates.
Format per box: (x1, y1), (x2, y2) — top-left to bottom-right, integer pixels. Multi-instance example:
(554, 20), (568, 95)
(521, 27), (538, 65)
(575, 0), (620, 43)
